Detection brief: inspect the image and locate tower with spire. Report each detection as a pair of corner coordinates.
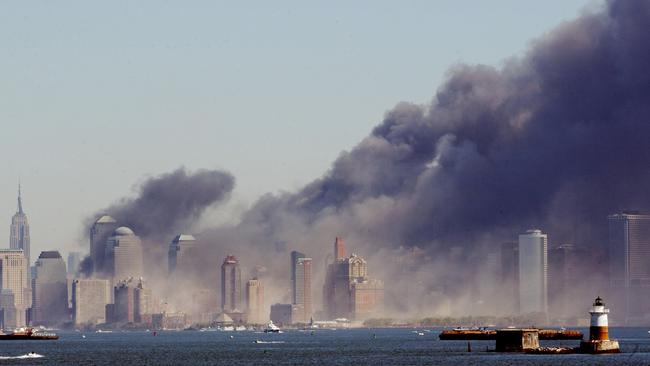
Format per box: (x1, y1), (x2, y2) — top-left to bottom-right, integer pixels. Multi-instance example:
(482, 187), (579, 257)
(10, 183), (30, 266)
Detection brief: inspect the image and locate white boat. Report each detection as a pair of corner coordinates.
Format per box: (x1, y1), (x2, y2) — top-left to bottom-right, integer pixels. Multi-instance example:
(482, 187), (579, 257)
(264, 321), (282, 333)
(221, 326), (235, 332)
(235, 325), (247, 331)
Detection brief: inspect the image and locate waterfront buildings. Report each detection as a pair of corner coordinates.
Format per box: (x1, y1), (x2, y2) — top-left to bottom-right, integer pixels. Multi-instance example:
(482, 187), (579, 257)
(9, 185), (30, 270)
(105, 227), (144, 282)
(518, 229), (548, 314)
(245, 278), (264, 324)
(72, 278), (111, 326)
(32, 251), (68, 325)
(269, 303), (302, 326)
(168, 234), (197, 274)
(291, 251), (312, 323)
(221, 255), (241, 312)
(323, 238), (384, 320)
(0, 249), (28, 327)
(89, 215), (118, 275)
(608, 212), (650, 322)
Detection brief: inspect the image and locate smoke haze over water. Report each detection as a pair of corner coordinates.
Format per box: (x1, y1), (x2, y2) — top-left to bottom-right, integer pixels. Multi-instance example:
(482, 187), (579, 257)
(88, 0), (650, 318)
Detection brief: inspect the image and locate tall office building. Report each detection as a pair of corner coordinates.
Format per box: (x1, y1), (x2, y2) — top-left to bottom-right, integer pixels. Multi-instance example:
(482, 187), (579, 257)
(0, 289), (17, 329)
(500, 242), (519, 314)
(221, 255), (241, 312)
(608, 213), (650, 321)
(9, 185), (30, 269)
(72, 278), (111, 326)
(323, 238), (384, 320)
(89, 215), (118, 275)
(293, 256), (312, 323)
(168, 234), (197, 274)
(110, 278), (150, 324)
(334, 237), (346, 260)
(290, 251), (305, 303)
(518, 229), (548, 314)
(0, 249), (28, 327)
(67, 252), (82, 275)
(105, 227), (144, 282)
(245, 278), (264, 324)
(32, 251), (68, 325)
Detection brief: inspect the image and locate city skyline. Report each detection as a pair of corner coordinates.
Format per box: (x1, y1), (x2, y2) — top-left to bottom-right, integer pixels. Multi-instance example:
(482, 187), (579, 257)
(1, 0), (650, 326)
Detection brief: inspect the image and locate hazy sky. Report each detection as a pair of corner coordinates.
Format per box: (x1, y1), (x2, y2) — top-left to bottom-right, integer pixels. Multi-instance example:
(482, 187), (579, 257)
(0, 0), (597, 261)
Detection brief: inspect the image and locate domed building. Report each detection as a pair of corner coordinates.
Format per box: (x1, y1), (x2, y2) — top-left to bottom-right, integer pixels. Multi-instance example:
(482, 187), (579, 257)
(90, 215), (118, 275)
(104, 226), (144, 282)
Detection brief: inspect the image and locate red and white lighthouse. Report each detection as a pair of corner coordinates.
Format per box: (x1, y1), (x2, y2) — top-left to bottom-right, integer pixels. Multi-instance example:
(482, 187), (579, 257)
(580, 296), (620, 353)
(589, 296), (609, 341)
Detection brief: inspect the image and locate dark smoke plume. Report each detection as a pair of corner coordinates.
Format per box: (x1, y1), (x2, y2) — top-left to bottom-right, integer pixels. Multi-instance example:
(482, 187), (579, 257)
(201, 0), (650, 315)
(102, 167), (234, 241)
(86, 0), (650, 317)
(81, 167), (234, 278)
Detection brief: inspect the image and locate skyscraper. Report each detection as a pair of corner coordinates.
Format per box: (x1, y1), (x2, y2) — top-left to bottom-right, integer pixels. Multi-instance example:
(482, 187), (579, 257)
(168, 234), (197, 274)
(245, 278), (264, 324)
(0, 249), (28, 327)
(500, 242), (519, 314)
(334, 237), (346, 260)
(608, 213), (650, 321)
(67, 251), (82, 275)
(293, 257), (312, 323)
(221, 255), (241, 312)
(32, 251), (68, 326)
(518, 229), (548, 314)
(89, 215), (118, 275)
(111, 278), (150, 324)
(9, 184), (30, 269)
(105, 227), (144, 282)
(290, 251), (305, 303)
(323, 238), (384, 320)
(72, 278), (111, 326)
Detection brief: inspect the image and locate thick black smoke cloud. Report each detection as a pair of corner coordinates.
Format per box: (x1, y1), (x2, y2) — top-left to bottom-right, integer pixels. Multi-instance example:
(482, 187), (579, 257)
(102, 167), (234, 241)
(201, 0), (650, 315)
(86, 0), (650, 317)
(234, 0), (650, 249)
(80, 167), (234, 277)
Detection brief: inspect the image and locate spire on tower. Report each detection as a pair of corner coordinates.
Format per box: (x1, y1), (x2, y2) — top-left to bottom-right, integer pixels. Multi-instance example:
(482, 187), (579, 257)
(17, 181), (23, 214)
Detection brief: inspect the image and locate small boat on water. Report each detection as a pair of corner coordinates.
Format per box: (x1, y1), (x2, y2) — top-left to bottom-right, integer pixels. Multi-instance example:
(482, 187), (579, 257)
(0, 327), (58, 340)
(264, 321), (282, 333)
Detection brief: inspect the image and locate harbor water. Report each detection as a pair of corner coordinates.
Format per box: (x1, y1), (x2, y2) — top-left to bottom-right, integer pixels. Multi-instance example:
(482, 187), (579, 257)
(0, 327), (649, 365)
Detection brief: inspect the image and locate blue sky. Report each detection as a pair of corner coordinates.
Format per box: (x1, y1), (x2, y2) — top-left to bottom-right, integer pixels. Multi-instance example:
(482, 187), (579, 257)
(0, 0), (599, 260)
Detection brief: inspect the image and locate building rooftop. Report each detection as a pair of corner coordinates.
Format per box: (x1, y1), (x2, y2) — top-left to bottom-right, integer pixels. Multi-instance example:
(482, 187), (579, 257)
(38, 251), (62, 259)
(173, 234), (196, 242)
(95, 215), (117, 224)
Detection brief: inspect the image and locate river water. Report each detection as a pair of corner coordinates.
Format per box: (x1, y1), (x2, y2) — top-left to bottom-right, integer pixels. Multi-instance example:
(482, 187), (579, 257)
(0, 327), (648, 365)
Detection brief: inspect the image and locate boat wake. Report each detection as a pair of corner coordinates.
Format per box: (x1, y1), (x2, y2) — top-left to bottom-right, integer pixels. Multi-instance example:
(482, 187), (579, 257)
(254, 340), (285, 344)
(0, 353), (44, 359)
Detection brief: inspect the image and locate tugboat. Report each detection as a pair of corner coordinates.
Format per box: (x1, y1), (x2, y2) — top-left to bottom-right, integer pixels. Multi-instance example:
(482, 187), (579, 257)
(0, 327), (58, 340)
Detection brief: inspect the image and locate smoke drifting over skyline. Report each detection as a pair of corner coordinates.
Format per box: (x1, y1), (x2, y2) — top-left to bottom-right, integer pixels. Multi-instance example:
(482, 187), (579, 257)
(87, 0), (650, 317)
(218, 0), (650, 278)
(99, 167), (234, 241)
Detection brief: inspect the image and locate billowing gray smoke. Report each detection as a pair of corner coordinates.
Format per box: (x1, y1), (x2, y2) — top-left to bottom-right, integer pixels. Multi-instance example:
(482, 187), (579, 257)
(235, 0), (650, 249)
(86, 0), (650, 317)
(80, 167), (234, 277)
(205, 0), (650, 315)
(102, 167), (234, 241)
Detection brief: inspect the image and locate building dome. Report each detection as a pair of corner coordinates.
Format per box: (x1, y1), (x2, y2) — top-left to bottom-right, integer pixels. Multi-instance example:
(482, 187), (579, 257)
(114, 226), (135, 236)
